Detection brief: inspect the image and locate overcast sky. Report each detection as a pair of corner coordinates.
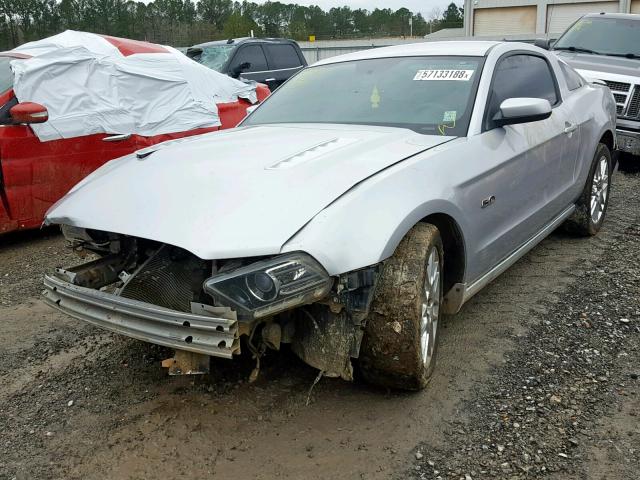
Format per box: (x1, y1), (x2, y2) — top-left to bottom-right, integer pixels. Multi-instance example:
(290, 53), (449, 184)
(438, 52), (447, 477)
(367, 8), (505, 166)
(253, 0), (459, 18)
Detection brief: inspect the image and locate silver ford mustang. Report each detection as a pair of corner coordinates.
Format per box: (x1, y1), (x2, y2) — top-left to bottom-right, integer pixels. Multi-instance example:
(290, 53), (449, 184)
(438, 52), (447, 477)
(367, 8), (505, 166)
(44, 41), (616, 390)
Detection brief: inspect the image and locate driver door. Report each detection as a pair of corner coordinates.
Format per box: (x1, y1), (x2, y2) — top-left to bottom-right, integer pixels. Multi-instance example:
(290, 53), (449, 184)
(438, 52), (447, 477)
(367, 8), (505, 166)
(461, 53), (577, 280)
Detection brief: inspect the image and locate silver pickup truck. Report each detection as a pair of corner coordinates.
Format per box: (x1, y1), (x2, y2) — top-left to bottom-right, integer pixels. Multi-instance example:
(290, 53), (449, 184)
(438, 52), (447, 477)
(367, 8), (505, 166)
(542, 13), (640, 158)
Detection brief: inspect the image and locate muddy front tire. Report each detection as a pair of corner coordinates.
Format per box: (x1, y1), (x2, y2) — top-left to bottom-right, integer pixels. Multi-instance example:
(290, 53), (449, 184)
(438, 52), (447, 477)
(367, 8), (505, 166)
(358, 223), (444, 391)
(565, 142), (612, 236)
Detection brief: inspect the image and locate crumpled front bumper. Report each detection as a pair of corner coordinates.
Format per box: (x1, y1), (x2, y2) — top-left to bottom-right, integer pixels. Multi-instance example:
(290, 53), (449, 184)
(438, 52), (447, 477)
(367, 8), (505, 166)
(43, 274), (239, 358)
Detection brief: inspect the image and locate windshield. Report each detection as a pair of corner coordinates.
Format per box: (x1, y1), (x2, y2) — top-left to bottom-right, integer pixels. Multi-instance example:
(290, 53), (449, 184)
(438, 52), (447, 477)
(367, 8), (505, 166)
(189, 45), (234, 71)
(243, 56), (484, 136)
(554, 16), (640, 56)
(0, 57), (14, 93)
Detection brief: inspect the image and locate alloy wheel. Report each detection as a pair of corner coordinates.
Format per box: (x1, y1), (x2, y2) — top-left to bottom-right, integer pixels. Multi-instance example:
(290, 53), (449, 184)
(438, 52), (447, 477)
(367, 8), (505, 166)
(590, 155), (609, 225)
(420, 247), (440, 368)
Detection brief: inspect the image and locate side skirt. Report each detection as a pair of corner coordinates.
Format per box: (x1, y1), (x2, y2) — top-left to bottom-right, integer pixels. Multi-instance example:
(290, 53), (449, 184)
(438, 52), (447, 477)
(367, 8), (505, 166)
(443, 204), (576, 314)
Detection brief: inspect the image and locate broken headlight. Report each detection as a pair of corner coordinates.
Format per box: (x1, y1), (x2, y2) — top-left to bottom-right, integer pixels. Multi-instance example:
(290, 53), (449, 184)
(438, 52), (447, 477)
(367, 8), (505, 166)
(203, 253), (333, 319)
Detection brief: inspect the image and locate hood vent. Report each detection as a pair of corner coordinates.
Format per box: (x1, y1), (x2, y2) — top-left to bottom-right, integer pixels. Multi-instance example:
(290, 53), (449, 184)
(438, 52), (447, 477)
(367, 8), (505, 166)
(267, 137), (358, 170)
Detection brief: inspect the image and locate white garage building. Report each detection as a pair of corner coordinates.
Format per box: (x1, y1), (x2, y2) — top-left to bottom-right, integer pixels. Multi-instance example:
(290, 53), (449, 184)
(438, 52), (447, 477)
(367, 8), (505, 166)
(463, 0), (640, 37)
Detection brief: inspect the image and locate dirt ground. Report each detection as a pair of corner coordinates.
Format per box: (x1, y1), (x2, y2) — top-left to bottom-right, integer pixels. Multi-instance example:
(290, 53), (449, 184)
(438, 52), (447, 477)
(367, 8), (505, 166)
(1, 169), (638, 480)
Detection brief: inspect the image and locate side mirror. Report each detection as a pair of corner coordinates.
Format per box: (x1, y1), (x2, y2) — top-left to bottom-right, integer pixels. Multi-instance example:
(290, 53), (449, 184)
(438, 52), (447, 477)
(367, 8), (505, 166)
(186, 47), (202, 60)
(534, 38), (551, 50)
(493, 98), (552, 127)
(10, 102), (48, 124)
(231, 62), (251, 78)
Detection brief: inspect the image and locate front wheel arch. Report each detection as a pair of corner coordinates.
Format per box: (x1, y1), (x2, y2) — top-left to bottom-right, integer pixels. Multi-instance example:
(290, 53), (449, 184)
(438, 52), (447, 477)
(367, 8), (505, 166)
(358, 222), (445, 390)
(599, 129), (614, 153)
(419, 213), (466, 296)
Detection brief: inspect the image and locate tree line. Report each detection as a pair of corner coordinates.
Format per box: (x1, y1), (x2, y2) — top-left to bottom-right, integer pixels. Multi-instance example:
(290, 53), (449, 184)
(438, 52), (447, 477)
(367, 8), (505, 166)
(0, 0), (464, 50)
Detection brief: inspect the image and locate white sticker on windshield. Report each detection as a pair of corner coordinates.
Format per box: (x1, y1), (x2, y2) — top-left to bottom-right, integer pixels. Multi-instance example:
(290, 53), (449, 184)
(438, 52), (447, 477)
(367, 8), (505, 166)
(443, 111), (457, 122)
(414, 69), (474, 81)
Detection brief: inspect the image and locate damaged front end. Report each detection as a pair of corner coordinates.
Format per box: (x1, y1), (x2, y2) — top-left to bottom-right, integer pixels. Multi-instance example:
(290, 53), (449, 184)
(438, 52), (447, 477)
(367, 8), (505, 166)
(44, 227), (381, 380)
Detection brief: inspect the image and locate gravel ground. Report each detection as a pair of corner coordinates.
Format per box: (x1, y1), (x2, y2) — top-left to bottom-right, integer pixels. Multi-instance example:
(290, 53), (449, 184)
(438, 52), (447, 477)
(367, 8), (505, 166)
(0, 170), (638, 480)
(412, 168), (640, 480)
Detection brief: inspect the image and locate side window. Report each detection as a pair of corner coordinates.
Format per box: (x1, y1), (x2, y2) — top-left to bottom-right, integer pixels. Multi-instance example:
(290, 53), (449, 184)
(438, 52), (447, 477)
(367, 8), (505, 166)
(559, 61), (584, 91)
(486, 54), (559, 129)
(0, 57), (14, 94)
(0, 96), (18, 126)
(265, 44), (302, 69)
(230, 45), (268, 73)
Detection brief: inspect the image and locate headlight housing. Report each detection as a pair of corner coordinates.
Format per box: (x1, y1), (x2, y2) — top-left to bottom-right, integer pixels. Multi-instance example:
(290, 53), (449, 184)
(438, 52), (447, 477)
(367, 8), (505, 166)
(203, 253), (333, 319)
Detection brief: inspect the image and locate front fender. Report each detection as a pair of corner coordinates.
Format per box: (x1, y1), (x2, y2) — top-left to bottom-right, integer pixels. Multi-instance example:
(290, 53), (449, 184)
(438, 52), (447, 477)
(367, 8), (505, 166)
(281, 159), (468, 276)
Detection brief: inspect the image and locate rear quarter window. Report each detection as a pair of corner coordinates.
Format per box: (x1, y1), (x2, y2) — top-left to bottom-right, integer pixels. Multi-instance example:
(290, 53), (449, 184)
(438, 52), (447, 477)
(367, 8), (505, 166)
(559, 61), (585, 91)
(265, 44), (303, 69)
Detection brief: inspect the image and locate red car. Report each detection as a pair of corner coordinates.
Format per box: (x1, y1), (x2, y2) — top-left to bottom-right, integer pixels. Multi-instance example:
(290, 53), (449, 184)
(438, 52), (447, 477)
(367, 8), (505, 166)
(0, 36), (269, 235)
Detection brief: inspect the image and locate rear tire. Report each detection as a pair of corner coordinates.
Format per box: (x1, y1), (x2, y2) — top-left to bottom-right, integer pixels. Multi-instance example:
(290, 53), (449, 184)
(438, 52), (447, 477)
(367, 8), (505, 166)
(358, 223), (444, 391)
(565, 142), (611, 236)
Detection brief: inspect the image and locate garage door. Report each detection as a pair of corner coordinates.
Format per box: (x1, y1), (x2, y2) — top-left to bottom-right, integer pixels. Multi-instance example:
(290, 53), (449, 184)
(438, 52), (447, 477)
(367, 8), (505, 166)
(546, 2), (618, 34)
(631, 0), (640, 13)
(473, 6), (536, 36)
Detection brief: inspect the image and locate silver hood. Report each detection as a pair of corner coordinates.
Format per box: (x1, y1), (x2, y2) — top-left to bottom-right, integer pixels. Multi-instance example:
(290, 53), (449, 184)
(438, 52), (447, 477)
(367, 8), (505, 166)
(46, 124), (452, 260)
(555, 51), (640, 79)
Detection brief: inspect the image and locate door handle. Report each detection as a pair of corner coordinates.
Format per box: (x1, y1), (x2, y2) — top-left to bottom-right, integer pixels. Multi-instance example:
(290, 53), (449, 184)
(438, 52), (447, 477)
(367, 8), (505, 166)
(264, 78), (276, 82)
(103, 134), (132, 142)
(563, 123), (578, 134)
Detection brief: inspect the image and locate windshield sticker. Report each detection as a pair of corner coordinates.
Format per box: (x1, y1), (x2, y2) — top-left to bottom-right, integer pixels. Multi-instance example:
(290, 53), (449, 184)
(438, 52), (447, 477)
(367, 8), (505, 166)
(370, 85), (381, 109)
(414, 69), (474, 81)
(443, 111), (457, 122)
(438, 111), (457, 136)
(573, 19), (591, 31)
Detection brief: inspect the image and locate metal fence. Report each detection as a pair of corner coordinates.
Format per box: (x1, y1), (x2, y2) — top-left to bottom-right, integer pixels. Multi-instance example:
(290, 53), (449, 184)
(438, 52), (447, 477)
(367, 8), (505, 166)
(299, 33), (547, 65)
(300, 45), (380, 63)
(298, 37), (436, 64)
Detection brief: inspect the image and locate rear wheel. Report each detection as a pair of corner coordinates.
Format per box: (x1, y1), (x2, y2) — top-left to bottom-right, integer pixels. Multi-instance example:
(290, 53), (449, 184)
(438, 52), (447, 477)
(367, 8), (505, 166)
(358, 223), (443, 391)
(565, 142), (612, 236)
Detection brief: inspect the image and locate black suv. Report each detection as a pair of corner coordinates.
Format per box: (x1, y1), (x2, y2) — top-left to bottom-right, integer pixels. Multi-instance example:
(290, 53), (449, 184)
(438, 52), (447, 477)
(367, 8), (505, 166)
(187, 38), (307, 90)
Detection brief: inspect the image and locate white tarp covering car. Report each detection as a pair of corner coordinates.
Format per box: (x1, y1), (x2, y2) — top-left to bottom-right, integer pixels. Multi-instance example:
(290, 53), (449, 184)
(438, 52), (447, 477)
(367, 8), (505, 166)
(9, 30), (258, 141)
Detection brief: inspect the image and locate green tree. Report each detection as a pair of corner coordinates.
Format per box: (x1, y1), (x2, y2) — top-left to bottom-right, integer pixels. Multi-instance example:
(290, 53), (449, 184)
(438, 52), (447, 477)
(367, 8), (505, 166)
(442, 2), (463, 28)
(352, 9), (370, 36)
(412, 13), (427, 37)
(328, 7), (353, 37)
(0, 0), (452, 51)
(305, 5), (330, 39)
(369, 8), (393, 36)
(392, 7), (411, 36)
(197, 0), (232, 30)
(223, 11), (258, 38)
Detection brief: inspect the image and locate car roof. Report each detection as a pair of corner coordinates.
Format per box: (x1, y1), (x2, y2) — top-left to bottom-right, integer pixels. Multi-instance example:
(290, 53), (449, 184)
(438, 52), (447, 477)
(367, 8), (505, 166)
(582, 12), (640, 20)
(191, 38), (296, 49)
(314, 41), (500, 66)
